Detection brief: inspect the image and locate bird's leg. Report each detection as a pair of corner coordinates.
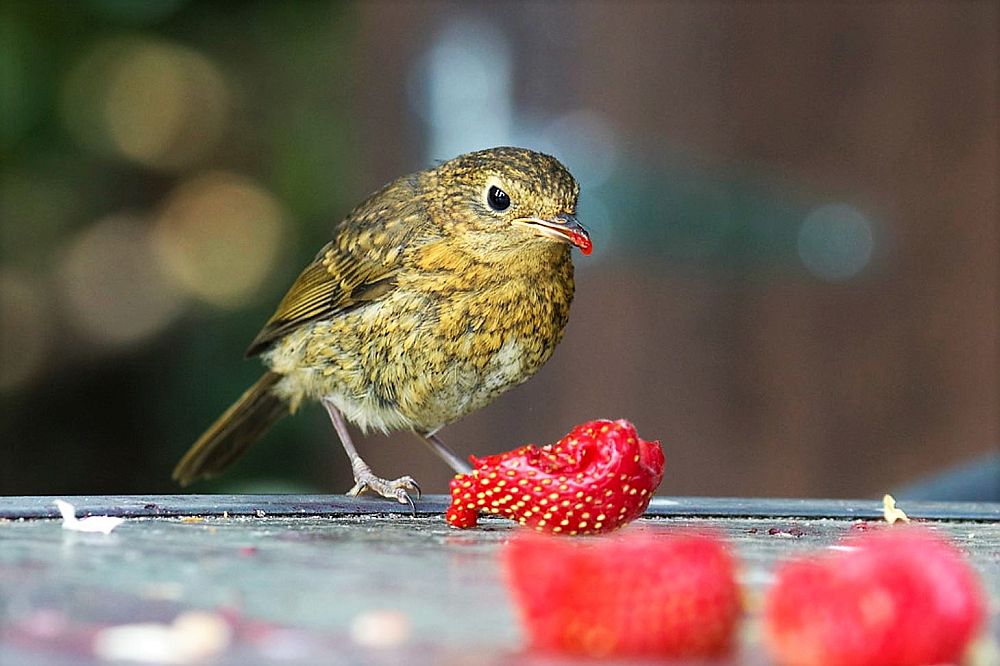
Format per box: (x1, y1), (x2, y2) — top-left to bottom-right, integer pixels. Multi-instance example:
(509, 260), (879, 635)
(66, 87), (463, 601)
(321, 398), (420, 508)
(413, 431), (473, 475)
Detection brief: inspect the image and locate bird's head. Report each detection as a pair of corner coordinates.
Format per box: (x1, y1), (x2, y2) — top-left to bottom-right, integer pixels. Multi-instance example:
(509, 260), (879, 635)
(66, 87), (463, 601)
(429, 147), (591, 260)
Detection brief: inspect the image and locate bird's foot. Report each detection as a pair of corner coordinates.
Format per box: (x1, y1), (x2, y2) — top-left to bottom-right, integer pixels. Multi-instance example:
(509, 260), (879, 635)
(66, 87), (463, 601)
(346, 466), (421, 511)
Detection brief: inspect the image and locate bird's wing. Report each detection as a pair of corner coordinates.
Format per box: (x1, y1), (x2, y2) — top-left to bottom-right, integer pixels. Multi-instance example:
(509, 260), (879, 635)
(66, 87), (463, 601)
(246, 183), (426, 357)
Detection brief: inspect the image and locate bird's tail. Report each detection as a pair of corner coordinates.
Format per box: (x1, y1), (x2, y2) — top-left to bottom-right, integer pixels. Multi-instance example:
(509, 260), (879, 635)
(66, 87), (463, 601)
(172, 371), (289, 486)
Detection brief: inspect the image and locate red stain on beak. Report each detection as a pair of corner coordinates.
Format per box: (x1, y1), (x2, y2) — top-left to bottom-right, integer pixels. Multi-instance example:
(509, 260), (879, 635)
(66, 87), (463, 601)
(569, 229), (592, 255)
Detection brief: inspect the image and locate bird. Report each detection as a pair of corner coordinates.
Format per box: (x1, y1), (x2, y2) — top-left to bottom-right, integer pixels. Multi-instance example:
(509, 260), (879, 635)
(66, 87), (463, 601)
(172, 146), (591, 506)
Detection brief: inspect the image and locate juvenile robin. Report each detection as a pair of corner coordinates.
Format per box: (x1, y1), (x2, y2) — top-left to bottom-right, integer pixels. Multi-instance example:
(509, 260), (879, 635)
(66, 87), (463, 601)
(172, 147), (591, 505)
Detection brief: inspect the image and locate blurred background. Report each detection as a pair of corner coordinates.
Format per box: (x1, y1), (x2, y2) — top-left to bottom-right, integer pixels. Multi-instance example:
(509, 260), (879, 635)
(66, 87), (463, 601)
(1, 1), (997, 500)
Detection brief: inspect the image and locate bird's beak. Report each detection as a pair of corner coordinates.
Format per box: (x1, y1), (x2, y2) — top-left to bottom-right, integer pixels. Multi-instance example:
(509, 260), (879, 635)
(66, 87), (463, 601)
(513, 213), (592, 256)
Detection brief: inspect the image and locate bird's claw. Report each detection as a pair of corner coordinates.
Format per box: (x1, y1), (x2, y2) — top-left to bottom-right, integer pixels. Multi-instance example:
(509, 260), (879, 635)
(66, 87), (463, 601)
(396, 488), (416, 515)
(346, 473), (420, 514)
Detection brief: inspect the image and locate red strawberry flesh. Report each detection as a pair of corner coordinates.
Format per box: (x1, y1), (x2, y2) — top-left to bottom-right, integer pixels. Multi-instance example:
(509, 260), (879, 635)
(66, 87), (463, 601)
(765, 526), (986, 666)
(504, 531), (741, 658)
(446, 419), (664, 534)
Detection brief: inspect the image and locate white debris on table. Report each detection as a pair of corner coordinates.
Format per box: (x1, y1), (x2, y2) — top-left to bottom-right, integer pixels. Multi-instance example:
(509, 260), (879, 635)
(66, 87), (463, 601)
(882, 494), (910, 525)
(92, 611), (232, 664)
(349, 609), (412, 648)
(53, 500), (125, 535)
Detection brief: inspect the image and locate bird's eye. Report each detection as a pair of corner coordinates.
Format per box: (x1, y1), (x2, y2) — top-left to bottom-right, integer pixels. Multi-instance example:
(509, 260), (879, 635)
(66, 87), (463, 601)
(487, 185), (511, 212)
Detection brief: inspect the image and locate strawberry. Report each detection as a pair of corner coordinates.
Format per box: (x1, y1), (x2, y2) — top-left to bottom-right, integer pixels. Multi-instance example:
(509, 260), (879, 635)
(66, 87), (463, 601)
(445, 419), (664, 534)
(765, 526), (986, 666)
(503, 531), (741, 658)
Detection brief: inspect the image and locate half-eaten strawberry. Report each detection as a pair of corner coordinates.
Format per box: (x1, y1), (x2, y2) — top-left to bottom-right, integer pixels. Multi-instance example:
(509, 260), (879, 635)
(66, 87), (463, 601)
(446, 419), (664, 534)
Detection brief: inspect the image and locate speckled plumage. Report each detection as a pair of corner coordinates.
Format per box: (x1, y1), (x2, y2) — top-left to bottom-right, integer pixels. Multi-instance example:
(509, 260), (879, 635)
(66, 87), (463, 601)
(173, 147), (587, 489)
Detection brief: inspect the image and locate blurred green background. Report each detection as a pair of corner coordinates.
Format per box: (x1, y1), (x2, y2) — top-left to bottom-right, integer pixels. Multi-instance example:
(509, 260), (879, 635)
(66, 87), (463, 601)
(1, 1), (997, 498)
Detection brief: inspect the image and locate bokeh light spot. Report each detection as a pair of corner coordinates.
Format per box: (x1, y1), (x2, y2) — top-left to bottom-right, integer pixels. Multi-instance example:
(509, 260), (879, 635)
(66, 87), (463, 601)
(61, 37), (230, 170)
(153, 173), (288, 309)
(411, 18), (513, 160)
(58, 215), (185, 347)
(0, 268), (51, 392)
(797, 203), (875, 281)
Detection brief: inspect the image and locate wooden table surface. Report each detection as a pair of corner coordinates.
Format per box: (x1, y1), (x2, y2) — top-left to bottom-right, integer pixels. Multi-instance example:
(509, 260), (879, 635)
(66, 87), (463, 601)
(2, 495), (998, 665)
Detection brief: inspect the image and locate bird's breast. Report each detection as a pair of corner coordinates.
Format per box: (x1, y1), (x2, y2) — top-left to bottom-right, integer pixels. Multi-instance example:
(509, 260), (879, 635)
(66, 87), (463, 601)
(267, 251), (575, 432)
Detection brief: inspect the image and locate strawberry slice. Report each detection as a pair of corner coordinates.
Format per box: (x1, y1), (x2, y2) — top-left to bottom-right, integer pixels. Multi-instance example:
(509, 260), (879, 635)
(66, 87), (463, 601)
(504, 531), (741, 658)
(445, 419), (664, 534)
(765, 526), (986, 666)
